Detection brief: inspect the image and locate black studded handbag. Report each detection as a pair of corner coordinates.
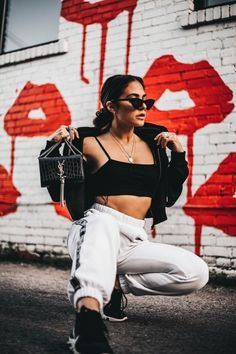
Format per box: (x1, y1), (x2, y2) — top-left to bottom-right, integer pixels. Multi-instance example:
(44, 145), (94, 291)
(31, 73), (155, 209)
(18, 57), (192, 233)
(38, 139), (84, 207)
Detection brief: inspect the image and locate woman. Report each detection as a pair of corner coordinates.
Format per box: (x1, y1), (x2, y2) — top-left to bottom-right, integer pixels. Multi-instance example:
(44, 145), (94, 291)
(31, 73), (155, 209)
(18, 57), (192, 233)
(42, 74), (209, 354)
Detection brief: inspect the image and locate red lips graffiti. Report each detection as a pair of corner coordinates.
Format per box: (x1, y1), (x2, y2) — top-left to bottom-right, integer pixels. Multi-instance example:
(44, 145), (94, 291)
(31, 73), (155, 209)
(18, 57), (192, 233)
(61, 0), (138, 108)
(144, 55), (234, 199)
(1, 82), (71, 218)
(144, 55), (235, 253)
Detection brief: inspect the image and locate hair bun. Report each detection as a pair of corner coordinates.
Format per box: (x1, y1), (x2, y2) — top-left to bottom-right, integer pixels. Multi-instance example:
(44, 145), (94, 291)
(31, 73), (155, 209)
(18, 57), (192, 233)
(96, 108), (106, 118)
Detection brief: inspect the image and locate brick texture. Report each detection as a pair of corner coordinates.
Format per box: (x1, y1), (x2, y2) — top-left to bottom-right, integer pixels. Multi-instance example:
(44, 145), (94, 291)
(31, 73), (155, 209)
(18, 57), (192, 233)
(0, 0), (235, 270)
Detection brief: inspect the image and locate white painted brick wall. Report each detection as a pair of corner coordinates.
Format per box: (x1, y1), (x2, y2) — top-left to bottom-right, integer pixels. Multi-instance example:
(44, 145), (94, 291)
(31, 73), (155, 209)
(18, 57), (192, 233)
(0, 0), (235, 270)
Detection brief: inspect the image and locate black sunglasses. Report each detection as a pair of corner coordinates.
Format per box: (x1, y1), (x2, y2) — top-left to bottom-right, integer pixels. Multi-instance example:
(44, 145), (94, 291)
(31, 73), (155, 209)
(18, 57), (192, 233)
(111, 98), (155, 110)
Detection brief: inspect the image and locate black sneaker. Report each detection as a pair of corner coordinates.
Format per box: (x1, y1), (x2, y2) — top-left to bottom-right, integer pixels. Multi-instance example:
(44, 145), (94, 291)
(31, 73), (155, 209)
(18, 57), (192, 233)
(102, 288), (128, 322)
(68, 306), (113, 354)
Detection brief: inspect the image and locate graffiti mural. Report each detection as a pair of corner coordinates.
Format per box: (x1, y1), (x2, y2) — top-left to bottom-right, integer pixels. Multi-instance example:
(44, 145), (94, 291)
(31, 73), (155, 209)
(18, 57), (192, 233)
(2, 82), (71, 217)
(0, 2), (235, 256)
(184, 153), (236, 255)
(143, 55), (235, 254)
(61, 0), (138, 108)
(144, 55), (234, 199)
(1, 56), (234, 254)
(0, 165), (21, 217)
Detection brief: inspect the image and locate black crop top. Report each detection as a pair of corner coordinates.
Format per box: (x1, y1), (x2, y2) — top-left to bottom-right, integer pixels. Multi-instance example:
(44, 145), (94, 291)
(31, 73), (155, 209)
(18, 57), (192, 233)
(87, 137), (160, 197)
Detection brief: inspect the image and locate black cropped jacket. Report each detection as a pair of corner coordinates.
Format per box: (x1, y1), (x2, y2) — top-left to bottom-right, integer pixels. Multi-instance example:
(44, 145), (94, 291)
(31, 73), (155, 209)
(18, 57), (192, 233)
(41, 123), (189, 229)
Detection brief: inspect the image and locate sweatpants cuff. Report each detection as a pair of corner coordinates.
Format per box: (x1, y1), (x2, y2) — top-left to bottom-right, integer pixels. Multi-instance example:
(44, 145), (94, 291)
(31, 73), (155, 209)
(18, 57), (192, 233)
(119, 275), (130, 294)
(73, 287), (103, 311)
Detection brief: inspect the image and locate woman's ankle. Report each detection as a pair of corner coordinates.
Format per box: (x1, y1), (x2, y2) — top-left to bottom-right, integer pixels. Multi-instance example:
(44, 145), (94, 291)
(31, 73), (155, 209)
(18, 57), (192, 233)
(77, 297), (100, 312)
(114, 275), (121, 289)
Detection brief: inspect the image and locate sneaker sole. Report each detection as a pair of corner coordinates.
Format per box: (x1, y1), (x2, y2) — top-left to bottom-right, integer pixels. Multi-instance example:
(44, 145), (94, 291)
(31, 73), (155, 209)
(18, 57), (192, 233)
(68, 336), (79, 354)
(102, 313), (128, 322)
(68, 336), (112, 354)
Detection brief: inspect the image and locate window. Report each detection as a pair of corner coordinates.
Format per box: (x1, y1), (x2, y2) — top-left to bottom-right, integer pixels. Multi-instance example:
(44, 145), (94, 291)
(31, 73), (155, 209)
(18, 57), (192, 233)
(195, 0), (236, 10)
(0, 0), (61, 54)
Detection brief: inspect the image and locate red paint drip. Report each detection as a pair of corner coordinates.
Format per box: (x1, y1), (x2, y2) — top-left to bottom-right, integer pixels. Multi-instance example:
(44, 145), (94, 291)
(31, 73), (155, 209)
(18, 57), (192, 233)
(61, 0), (137, 106)
(187, 134), (193, 199)
(53, 202), (72, 220)
(151, 227), (156, 239)
(98, 22), (108, 110)
(125, 10), (133, 75)
(81, 25), (89, 84)
(184, 152), (236, 253)
(194, 223), (202, 256)
(10, 137), (16, 179)
(0, 164), (21, 217)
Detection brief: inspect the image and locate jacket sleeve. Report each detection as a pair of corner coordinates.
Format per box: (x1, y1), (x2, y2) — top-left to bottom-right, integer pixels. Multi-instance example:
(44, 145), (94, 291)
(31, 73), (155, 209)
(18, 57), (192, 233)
(39, 140), (62, 202)
(65, 182), (85, 220)
(40, 139), (62, 156)
(139, 122), (189, 207)
(153, 125), (189, 207)
(166, 150), (189, 207)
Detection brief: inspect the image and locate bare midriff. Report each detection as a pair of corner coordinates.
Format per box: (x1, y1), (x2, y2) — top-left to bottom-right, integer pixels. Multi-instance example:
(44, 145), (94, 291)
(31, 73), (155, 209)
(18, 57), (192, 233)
(95, 195), (152, 220)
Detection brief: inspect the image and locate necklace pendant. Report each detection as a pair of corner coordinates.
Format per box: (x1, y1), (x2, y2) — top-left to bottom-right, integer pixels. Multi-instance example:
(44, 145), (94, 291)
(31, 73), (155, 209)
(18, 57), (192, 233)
(128, 157), (133, 163)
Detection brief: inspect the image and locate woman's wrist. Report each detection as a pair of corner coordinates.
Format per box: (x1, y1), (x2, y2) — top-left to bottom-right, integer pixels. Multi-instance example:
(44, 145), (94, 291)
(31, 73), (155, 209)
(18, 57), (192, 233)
(172, 146), (184, 153)
(171, 141), (184, 153)
(47, 133), (61, 143)
(167, 141), (184, 153)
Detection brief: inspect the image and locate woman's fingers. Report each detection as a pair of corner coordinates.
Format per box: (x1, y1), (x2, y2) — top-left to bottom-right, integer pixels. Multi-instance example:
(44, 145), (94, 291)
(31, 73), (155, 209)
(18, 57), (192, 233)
(154, 132), (176, 148)
(49, 127), (66, 142)
(50, 125), (79, 142)
(74, 129), (80, 139)
(154, 132), (170, 148)
(60, 126), (70, 140)
(66, 126), (80, 141)
(154, 131), (184, 152)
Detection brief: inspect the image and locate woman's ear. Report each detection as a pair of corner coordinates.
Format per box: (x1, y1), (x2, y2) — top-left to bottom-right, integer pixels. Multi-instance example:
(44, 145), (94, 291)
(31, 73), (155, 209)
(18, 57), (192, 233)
(105, 101), (115, 114)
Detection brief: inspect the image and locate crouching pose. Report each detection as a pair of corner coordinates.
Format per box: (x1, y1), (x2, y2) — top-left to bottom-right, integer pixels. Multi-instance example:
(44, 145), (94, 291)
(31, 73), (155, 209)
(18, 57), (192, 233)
(42, 74), (209, 354)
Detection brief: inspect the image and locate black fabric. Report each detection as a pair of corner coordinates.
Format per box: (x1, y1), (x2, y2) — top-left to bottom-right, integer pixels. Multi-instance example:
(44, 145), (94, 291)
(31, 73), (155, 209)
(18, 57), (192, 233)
(87, 136), (160, 197)
(103, 288), (127, 321)
(40, 123), (189, 228)
(73, 307), (113, 353)
(88, 160), (159, 197)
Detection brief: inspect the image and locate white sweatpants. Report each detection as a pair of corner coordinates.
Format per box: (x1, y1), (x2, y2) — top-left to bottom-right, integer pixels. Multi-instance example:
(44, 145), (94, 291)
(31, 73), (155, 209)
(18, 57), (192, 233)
(67, 203), (209, 310)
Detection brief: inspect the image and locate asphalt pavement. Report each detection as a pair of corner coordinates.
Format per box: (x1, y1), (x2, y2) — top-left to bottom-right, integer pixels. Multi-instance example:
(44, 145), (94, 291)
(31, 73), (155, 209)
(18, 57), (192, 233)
(0, 261), (235, 354)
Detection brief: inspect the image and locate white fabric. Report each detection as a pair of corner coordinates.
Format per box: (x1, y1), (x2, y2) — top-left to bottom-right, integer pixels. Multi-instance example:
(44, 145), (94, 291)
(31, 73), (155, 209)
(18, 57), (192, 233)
(67, 203), (209, 310)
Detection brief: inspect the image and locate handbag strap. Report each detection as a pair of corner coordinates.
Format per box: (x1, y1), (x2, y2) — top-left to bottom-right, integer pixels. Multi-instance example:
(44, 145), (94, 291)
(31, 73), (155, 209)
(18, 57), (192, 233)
(40, 139), (82, 158)
(64, 139), (82, 156)
(39, 140), (62, 158)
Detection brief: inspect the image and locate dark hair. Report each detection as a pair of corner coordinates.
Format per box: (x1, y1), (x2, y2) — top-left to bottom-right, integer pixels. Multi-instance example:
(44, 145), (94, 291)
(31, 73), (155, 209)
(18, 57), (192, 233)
(93, 74), (145, 132)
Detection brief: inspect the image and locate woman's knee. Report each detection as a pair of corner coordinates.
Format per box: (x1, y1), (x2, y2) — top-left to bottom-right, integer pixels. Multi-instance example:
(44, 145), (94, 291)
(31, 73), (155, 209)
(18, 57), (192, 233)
(194, 258), (209, 290)
(182, 258), (209, 293)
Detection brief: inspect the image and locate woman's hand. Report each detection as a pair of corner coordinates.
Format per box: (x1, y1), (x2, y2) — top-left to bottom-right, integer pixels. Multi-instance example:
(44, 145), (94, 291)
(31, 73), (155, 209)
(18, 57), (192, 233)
(49, 125), (79, 143)
(154, 131), (184, 152)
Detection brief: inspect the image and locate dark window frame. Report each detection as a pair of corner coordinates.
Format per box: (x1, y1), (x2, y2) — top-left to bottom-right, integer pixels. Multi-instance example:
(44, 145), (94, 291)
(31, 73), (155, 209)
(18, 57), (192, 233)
(0, 0), (60, 55)
(195, 0), (236, 10)
(0, 0), (7, 54)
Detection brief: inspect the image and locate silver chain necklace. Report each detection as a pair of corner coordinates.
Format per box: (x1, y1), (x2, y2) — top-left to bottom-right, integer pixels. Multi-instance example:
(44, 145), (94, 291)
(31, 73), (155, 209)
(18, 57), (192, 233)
(110, 131), (136, 163)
